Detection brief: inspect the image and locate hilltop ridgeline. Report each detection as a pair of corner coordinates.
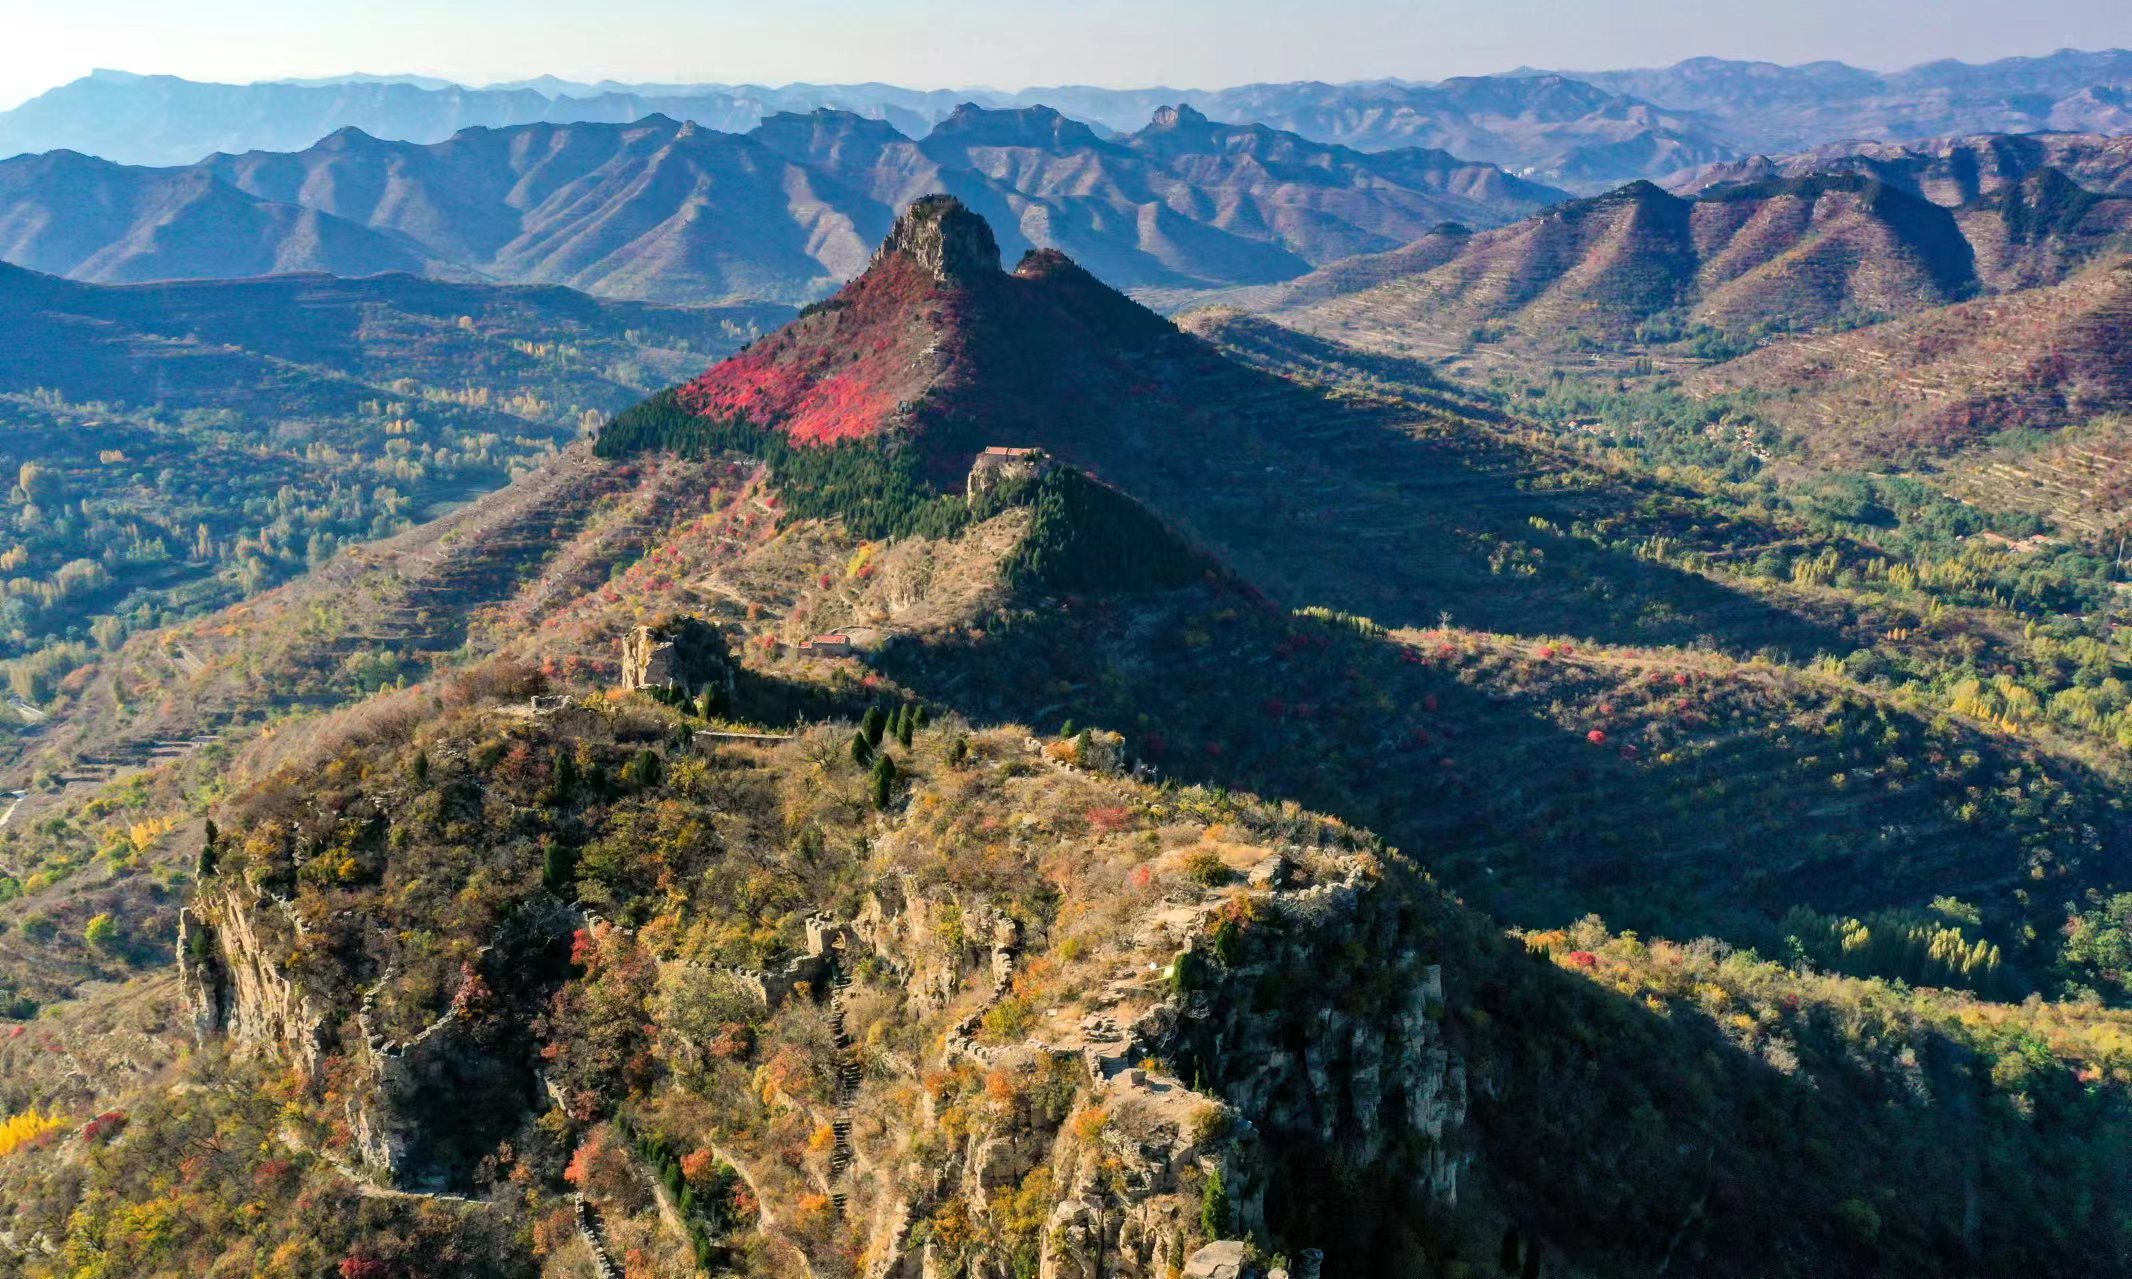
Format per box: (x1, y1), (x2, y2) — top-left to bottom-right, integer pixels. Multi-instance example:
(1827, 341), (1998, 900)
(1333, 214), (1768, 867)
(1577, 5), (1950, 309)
(0, 106), (1562, 302)
(1255, 167), (2132, 357)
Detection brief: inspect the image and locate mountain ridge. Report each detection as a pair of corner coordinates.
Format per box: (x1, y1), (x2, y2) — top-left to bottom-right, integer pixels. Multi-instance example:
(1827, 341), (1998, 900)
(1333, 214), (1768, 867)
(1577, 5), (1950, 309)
(11, 49), (2132, 190)
(11, 186), (2132, 1279)
(1245, 166), (2132, 360)
(0, 107), (1564, 303)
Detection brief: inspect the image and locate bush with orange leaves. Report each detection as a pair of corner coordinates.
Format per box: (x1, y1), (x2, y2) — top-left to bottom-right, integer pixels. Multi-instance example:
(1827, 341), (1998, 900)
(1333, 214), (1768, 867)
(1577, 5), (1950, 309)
(540, 925), (659, 1120)
(564, 1129), (650, 1215)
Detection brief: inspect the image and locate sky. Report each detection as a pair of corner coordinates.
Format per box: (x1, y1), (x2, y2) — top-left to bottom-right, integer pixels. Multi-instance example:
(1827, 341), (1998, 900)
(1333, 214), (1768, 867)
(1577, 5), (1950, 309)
(0, 0), (2128, 108)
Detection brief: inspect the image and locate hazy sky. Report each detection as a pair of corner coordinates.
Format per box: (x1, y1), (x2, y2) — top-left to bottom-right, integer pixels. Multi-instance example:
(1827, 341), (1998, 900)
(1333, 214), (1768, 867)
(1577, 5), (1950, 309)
(1, 0), (2128, 108)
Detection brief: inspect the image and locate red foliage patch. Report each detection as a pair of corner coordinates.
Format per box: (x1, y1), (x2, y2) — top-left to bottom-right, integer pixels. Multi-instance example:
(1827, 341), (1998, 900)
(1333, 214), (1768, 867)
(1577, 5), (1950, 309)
(1087, 805), (1136, 832)
(80, 1110), (129, 1144)
(677, 255), (946, 444)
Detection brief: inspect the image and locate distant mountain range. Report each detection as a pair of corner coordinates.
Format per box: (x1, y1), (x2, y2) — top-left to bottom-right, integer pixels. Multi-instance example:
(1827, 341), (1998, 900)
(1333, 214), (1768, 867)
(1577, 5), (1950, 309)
(1561, 49), (2132, 154)
(9, 49), (2132, 190)
(1241, 164), (2132, 355)
(0, 106), (1563, 303)
(1672, 132), (2132, 203)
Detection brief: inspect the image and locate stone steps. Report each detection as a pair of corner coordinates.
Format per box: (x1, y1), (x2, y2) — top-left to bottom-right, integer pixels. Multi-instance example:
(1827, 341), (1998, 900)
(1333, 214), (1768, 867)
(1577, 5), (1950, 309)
(827, 938), (860, 1217)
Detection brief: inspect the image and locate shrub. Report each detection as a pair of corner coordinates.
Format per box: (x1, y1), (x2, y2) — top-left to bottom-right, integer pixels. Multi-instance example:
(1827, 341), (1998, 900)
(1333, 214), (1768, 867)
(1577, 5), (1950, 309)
(1181, 849), (1232, 887)
(980, 997), (1037, 1043)
(0, 1110), (67, 1156)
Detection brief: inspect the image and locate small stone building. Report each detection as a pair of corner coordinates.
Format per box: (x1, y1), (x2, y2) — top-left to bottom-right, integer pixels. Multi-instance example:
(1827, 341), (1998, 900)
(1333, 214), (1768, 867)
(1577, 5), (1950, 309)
(797, 633), (854, 657)
(966, 446), (1053, 500)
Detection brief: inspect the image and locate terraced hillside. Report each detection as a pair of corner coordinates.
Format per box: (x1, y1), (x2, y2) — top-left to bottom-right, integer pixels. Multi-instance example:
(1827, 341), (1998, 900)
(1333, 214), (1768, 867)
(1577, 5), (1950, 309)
(1936, 423), (2132, 539)
(0, 443), (760, 1012)
(0, 264), (780, 768)
(598, 197), (2132, 948)
(1245, 171), (2131, 372)
(9, 194), (2132, 1279)
(1693, 254), (2132, 462)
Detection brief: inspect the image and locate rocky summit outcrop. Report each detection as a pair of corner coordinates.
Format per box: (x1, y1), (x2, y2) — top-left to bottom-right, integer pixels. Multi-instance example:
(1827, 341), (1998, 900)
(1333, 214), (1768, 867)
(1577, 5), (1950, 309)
(833, 814), (1466, 1279)
(170, 664), (1472, 1272)
(882, 193), (1004, 283)
(630, 195), (1190, 453)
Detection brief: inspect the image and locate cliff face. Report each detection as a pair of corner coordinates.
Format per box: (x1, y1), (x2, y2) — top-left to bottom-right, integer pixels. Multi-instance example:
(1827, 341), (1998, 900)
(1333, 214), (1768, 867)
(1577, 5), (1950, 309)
(881, 193), (1004, 283)
(180, 869), (568, 1191)
(178, 881), (325, 1076)
(176, 683), (1470, 1274)
(827, 804), (1467, 1279)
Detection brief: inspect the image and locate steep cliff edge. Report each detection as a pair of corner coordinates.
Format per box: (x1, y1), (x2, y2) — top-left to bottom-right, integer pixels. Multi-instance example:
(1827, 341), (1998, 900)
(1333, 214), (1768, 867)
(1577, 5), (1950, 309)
(168, 659), (1471, 1278)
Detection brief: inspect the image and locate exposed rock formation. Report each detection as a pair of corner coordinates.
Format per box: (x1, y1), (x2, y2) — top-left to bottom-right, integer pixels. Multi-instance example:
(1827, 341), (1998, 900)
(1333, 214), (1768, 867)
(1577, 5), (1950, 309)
(177, 881), (325, 1075)
(880, 193), (1004, 282)
(1184, 1241), (1251, 1279)
(836, 840), (1466, 1279)
(620, 613), (734, 695)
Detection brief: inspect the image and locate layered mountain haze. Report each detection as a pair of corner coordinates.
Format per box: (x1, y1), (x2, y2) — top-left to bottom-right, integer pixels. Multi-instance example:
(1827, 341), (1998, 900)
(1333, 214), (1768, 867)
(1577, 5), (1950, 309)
(1565, 49), (2132, 153)
(0, 108), (1562, 303)
(1126, 75), (1735, 189)
(10, 48), (2131, 192)
(0, 70), (968, 167)
(1672, 132), (2132, 203)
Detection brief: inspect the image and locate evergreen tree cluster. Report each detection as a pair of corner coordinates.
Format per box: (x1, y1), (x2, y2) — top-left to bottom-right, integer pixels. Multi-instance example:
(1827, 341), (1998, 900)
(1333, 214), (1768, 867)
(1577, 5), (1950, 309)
(988, 468), (1209, 594)
(851, 700), (925, 808)
(597, 395), (1210, 595)
(595, 392), (972, 542)
(616, 1113), (737, 1275)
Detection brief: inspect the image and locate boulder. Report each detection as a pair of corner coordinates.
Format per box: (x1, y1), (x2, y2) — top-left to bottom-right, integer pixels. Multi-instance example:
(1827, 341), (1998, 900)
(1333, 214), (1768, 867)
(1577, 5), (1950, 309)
(1184, 1240), (1251, 1279)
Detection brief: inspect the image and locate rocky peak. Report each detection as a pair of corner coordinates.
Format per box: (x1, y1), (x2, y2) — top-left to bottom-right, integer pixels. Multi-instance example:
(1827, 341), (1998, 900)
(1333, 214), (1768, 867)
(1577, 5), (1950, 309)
(927, 102), (1106, 152)
(879, 193), (1002, 282)
(1135, 103), (1230, 156)
(1148, 103), (1212, 130)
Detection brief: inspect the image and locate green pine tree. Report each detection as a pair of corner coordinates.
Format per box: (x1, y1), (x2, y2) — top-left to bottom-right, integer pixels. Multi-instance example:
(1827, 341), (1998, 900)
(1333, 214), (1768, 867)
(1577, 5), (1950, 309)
(1200, 1167), (1230, 1238)
(870, 753), (897, 809)
(542, 842), (576, 893)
